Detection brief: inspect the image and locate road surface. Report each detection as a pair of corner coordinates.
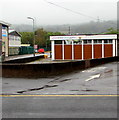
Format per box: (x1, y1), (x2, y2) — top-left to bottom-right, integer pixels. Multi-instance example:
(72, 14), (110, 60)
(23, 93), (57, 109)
(1, 61), (118, 118)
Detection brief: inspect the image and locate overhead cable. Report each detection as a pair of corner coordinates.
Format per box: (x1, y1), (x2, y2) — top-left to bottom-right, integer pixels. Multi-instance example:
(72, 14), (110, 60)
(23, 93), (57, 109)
(44, 0), (97, 20)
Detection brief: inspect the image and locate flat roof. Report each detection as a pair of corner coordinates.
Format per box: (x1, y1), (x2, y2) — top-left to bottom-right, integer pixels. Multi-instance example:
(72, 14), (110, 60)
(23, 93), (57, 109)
(50, 34), (117, 40)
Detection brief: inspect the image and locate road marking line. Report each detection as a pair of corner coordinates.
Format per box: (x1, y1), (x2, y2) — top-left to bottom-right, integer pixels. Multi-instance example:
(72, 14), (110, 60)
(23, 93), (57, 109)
(85, 74), (100, 81)
(0, 94), (119, 97)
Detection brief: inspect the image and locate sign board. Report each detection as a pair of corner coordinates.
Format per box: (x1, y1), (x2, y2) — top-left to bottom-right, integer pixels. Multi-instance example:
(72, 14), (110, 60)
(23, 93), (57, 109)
(34, 45), (38, 49)
(50, 36), (82, 40)
(2, 28), (7, 37)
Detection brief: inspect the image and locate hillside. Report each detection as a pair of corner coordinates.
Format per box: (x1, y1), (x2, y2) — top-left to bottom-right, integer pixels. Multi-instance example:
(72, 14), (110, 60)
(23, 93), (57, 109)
(12, 20), (117, 34)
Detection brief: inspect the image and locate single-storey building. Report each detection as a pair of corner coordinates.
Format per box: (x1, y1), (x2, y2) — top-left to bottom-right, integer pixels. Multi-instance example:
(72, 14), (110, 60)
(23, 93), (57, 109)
(50, 34), (117, 61)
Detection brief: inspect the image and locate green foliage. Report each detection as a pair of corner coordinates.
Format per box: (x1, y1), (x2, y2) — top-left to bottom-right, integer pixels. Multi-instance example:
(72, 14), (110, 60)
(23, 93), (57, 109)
(106, 28), (119, 34)
(20, 29), (64, 50)
(35, 28), (47, 47)
(20, 32), (33, 45)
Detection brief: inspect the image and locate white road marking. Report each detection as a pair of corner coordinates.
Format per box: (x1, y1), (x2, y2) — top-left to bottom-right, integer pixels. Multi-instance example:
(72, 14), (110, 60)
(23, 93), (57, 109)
(82, 67), (107, 73)
(85, 74), (100, 82)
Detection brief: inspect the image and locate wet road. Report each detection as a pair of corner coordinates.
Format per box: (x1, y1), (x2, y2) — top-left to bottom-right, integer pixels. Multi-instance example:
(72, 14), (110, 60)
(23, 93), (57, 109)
(2, 62), (117, 95)
(1, 62), (118, 118)
(2, 96), (117, 118)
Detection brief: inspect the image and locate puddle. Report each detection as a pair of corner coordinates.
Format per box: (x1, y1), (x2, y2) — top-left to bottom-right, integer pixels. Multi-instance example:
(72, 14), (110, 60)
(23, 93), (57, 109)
(17, 90), (27, 94)
(17, 84), (58, 94)
(100, 69), (114, 78)
(49, 78), (71, 83)
(44, 84), (58, 88)
(4, 83), (9, 84)
(70, 90), (79, 91)
(81, 89), (98, 92)
(60, 78), (71, 82)
(70, 89), (98, 92)
(82, 67), (107, 73)
(104, 69), (113, 73)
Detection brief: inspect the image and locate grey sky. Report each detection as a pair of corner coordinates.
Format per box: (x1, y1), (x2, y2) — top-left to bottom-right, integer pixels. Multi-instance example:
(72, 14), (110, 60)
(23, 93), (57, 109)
(0, 0), (118, 25)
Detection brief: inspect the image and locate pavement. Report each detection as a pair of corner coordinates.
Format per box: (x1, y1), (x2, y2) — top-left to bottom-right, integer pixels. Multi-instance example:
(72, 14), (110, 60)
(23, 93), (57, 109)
(4, 53), (44, 61)
(4, 52), (71, 64)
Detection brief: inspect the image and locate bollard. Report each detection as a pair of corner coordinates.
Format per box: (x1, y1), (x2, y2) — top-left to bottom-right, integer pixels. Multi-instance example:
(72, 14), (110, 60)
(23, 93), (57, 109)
(44, 54), (48, 59)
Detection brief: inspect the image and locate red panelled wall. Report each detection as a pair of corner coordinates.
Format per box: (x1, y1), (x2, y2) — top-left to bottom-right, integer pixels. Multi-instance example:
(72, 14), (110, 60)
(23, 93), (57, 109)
(94, 44), (102, 59)
(64, 45), (72, 59)
(55, 45), (62, 59)
(104, 44), (113, 57)
(74, 45), (82, 59)
(84, 45), (92, 59)
(54, 44), (113, 60)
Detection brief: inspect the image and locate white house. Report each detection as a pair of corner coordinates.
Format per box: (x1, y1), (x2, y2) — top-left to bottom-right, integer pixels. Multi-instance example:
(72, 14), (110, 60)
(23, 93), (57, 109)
(0, 21), (10, 58)
(9, 30), (21, 55)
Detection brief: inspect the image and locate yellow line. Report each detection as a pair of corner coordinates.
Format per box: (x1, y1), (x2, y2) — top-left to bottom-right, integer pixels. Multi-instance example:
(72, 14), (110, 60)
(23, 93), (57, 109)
(0, 94), (119, 97)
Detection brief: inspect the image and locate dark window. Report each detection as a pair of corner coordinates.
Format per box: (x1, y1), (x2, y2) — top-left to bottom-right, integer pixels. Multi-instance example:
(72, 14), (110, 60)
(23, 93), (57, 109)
(55, 40), (62, 44)
(108, 40), (112, 43)
(84, 40), (87, 44)
(104, 40), (108, 43)
(87, 40), (91, 44)
(94, 40), (98, 43)
(98, 40), (102, 43)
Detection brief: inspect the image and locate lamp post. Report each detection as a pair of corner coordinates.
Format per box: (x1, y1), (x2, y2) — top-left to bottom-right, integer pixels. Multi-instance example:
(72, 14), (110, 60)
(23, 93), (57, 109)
(27, 17), (35, 57)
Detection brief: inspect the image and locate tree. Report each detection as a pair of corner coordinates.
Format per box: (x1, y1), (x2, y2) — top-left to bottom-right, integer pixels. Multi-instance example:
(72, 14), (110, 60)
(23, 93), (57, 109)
(106, 28), (119, 34)
(20, 32), (33, 45)
(35, 28), (47, 47)
(20, 29), (64, 50)
(35, 28), (64, 48)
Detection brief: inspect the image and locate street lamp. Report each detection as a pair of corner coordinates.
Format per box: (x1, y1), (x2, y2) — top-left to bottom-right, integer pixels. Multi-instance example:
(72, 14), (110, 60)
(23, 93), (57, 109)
(27, 17), (35, 57)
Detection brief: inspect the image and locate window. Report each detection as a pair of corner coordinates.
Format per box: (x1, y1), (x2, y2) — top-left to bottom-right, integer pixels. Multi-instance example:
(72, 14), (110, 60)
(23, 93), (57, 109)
(74, 40), (82, 44)
(94, 40), (102, 44)
(108, 40), (112, 43)
(55, 40), (62, 44)
(84, 40), (87, 44)
(9, 35), (14, 40)
(104, 40), (112, 44)
(98, 40), (102, 43)
(104, 40), (108, 43)
(87, 40), (92, 44)
(94, 40), (98, 43)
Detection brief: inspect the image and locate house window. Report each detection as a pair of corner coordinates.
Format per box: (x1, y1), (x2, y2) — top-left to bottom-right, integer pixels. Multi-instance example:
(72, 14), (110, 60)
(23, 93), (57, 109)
(9, 35), (14, 40)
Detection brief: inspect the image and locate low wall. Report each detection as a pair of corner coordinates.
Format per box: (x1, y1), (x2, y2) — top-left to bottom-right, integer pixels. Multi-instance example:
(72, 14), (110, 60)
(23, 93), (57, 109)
(1, 56), (118, 78)
(3, 55), (44, 63)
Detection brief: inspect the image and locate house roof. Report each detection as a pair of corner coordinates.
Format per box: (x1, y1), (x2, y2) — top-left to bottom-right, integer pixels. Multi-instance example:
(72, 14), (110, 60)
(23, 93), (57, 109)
(0, 20), (11, 26)
(9, 30), (21, 37)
